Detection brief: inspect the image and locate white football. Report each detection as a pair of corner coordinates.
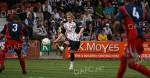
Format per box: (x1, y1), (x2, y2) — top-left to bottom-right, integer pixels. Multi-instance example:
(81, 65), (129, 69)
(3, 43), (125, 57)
(42, 38), (51, 45)
(59, 46), (64, 51)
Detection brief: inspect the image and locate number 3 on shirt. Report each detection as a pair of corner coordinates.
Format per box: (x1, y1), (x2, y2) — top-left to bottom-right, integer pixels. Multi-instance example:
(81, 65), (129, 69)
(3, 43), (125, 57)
(133, 7), (140, 19)
(12, 24), (18, 32)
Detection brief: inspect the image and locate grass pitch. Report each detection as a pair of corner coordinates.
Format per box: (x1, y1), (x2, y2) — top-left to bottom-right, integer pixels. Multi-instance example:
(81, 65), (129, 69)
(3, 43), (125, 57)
(0, 59), (150, 78)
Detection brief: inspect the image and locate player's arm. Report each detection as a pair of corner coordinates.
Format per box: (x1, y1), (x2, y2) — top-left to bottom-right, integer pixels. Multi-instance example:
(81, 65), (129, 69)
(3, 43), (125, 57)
(78, 27), (84, 36)
(0, 25), (6, 39)
(23, 26), (30, 47)
(76, 22), (84, 38)
(25, 36), (29, 47)
(54, 26), (66, 43)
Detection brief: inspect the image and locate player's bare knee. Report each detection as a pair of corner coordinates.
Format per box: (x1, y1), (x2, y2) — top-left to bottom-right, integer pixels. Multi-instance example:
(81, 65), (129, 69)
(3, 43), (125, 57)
(64, 41), (70, 45)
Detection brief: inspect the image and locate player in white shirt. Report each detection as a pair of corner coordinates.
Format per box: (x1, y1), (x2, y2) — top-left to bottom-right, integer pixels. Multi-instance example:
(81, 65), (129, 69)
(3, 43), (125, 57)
(54, 12), (84, 70)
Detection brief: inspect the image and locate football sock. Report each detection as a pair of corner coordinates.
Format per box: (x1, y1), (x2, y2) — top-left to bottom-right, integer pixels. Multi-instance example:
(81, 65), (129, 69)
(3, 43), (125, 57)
(70, 53), (74, 61)
(19, 56), (26, 73)
(0, 52), (5, 67)
(128, 62), (150, 77)
(116, 56), (127, 78)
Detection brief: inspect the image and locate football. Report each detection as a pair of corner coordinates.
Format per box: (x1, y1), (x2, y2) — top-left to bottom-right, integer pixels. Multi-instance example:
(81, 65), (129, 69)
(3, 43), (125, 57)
(59, 46), (64, 51)
(42, 38), (51, 45)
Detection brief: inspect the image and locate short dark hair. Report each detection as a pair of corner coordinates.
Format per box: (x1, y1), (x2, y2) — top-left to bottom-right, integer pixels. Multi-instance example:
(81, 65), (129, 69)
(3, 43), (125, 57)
(101, 29), (105, 32)
(36, 17), (39, 19)
(13, 15), (20, 21)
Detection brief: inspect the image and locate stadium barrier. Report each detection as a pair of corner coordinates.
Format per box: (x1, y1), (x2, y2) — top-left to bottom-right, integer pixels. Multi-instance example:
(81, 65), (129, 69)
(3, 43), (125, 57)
(65, 41), (150, 59)
(0, 40), (40, 59)
(0, 40), (61, 59)
(40, 41), (62, 52)
(1, 40), (150, 59)
(26, 40), (40, 59)
(0, 40), (27, 58)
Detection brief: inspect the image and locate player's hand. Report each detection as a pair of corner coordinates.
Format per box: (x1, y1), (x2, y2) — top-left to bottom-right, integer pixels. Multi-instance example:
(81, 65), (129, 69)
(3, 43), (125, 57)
(77, 33), (81, 40)
(53, 40), (58, 44)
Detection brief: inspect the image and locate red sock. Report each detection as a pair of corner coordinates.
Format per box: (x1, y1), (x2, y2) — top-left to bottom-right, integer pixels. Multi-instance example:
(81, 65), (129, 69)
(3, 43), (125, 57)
(19, 56), (26, 73)
(0, 52), (5, 67)
(116, 56), (127, 78)
(128, 62), (150, 77)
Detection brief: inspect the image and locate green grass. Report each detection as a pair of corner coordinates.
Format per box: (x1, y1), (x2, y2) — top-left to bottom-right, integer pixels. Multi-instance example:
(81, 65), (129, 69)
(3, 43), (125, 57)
(0, 59), (150, 78)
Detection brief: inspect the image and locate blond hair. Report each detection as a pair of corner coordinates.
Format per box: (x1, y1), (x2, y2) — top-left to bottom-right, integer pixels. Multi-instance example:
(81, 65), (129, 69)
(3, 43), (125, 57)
(66, 12), (73, 17)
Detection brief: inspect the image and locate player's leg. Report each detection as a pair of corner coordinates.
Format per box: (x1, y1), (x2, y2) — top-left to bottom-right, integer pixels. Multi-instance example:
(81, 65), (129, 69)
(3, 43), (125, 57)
(63, 41), (70, 49)
(15, 48), (27, 74)
(128, 59), (150, 77)
(0, 43), (9, 73)
(65, 40), (75, 70)
(63, 41), (74, 70)
(0, 51), (5, 67)
(116, 53), (127, 78)
(59, 41), (69, 56)
(0, 51), (5, 73)
(69, 50), (74, 70)
(60, 40), (74, 70)
(69, 40), (80, 70)
(127, 38), (150, 77)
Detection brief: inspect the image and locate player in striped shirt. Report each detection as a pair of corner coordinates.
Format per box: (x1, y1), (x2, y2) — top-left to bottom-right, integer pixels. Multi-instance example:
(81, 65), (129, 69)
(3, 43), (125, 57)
(54, 12), (84, 70)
